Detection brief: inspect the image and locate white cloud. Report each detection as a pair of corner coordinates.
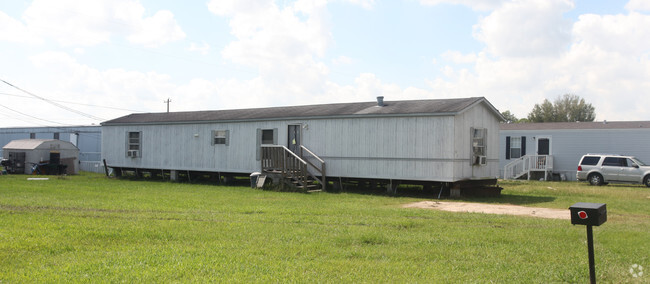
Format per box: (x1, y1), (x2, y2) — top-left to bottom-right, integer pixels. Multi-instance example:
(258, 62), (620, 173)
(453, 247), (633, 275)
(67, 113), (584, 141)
(441, 50), (478, 64)
(0, 11), (42, 44)
(430, 2), (650, 121)
(188, 42), (211, 55)
(207, 0), (333, 99)
(573, 12), (650, 57)
(126, 10), (185, 47)
(473, 0), (574, 58)
(18, 0), (185, 47)
(332, 55), (353, 65)
(342, 0), (376, 10)
(419, 0), (506, 11)
(625, 0), (650, 12)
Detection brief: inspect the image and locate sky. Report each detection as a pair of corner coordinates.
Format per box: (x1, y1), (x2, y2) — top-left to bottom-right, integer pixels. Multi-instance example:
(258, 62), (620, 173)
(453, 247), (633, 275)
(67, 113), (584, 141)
(1, 0), (649, 127)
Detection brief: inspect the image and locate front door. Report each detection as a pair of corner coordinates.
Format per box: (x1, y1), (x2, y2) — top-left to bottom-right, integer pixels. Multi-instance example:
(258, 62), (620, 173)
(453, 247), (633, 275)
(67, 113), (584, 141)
(288, 125), (301, 153)
(537, 138), (550, 155)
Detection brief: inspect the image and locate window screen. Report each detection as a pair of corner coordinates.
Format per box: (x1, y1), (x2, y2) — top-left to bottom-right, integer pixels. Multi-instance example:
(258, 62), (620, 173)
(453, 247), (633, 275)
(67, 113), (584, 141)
(262, 129), (274, 145)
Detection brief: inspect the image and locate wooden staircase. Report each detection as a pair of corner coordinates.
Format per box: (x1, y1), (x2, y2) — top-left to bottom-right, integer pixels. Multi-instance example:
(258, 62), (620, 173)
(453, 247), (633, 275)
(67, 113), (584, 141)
(260, 145), (326, 191)
(504, 155), (553, 181)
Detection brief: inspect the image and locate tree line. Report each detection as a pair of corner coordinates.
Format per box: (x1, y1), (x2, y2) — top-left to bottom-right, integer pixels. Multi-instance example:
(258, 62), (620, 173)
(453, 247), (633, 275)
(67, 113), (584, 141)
(501, 94), (595, 123)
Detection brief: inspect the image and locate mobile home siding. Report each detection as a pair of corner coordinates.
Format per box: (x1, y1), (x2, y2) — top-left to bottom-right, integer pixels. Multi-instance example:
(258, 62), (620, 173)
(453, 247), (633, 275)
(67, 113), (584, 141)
(103, 115), (463, 181)
(453, 103), (501, 180)
(500, 125), (650, 180)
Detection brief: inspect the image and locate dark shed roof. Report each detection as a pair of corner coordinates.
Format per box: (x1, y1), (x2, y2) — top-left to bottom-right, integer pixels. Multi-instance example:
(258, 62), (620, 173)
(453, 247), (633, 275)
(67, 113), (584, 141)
(500, 121), (650, 130)
(103, 97), (499, 125)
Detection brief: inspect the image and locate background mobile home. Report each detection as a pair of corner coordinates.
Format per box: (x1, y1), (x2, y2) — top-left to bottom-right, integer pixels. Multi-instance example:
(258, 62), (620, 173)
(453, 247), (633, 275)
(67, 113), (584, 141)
(102, 97), (503, 190)
(0, 126), (102, 172)
(500, 121), (650, 181)
(2, 139), (80, 174)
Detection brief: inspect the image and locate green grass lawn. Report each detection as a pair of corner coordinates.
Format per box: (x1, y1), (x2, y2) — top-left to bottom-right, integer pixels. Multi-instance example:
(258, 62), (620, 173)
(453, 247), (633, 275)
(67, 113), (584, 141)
(1, 173), (648, 283)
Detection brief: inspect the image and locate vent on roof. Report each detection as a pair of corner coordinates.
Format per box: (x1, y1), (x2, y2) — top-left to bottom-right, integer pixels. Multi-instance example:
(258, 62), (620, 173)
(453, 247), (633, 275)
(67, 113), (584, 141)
(377, 96), (384, 107)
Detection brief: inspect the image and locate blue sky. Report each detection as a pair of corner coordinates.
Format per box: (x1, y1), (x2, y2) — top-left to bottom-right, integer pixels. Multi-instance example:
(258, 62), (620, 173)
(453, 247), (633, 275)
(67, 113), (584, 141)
(1, 0), (649, 127)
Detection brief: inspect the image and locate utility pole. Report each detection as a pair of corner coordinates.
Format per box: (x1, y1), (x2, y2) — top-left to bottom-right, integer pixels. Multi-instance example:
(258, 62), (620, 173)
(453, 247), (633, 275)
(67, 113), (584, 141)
(164, 98), (171, 113)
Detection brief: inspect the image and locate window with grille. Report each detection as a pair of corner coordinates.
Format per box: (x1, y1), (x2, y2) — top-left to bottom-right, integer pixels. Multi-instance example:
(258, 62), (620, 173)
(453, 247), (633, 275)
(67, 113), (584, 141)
(212, 130), (229, 145)
(471, 128), (487, 165)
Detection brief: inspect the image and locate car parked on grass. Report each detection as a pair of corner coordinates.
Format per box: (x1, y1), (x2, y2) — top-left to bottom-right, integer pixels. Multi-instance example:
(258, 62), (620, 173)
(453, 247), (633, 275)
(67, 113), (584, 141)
(577, 154), (650, 187)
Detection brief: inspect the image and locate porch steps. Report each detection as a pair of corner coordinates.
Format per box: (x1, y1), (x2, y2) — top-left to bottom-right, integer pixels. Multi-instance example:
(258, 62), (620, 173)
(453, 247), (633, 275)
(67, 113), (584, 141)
(260, 145), (327, 191)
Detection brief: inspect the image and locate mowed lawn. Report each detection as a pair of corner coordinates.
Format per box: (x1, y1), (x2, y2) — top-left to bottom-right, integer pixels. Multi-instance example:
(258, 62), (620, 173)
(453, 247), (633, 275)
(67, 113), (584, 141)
(1, 173), (648, 283)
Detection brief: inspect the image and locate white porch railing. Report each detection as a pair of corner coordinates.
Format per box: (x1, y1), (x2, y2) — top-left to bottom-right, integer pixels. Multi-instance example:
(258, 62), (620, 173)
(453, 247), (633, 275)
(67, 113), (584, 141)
(80, 161), (104, 173)
(504, 155), (553, 180)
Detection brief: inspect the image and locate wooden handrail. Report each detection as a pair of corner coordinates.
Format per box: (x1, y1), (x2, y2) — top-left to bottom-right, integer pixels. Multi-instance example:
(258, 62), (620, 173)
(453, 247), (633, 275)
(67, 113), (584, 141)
(261, 145), (326, 190)
(299, 145), (326, 188)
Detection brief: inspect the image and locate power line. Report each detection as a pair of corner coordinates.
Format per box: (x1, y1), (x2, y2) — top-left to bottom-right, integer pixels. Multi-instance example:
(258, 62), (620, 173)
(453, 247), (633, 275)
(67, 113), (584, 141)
(0, 92), (145, 112)
(0, 103), (74, 126)
(0, 78), (106, 121)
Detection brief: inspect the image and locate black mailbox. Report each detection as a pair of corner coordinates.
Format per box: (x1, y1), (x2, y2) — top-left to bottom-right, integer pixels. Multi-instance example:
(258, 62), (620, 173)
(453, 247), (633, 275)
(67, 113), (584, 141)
(569, 202), (607, 226)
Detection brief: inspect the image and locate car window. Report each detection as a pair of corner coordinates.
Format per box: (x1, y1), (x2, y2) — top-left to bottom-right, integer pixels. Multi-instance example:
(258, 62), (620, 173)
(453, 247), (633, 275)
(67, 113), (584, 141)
(626, 158), (638, 167)
(580, 156), (601, 166)
(632, 157), (647, 166)
(603, 157), (625, 167)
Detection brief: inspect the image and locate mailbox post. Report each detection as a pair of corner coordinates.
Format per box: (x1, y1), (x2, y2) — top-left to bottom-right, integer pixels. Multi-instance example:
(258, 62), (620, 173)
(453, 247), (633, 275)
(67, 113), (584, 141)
(569, 202), (607, 284)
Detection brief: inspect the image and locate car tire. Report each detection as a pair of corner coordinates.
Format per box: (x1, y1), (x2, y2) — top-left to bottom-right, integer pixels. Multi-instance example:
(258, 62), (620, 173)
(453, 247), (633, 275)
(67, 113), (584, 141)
(588, 173), (604, 186)
(644, 175), (650, 188)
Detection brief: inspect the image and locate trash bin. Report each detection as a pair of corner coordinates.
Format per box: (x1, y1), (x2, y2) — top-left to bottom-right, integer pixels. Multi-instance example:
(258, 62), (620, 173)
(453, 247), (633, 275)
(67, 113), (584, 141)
(250, 172), (261, 188)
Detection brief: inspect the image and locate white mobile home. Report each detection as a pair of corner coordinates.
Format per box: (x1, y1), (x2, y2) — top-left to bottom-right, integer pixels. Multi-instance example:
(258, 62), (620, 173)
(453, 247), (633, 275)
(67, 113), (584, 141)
(102, 97), (503, 192)
(500, 121), (650, 181)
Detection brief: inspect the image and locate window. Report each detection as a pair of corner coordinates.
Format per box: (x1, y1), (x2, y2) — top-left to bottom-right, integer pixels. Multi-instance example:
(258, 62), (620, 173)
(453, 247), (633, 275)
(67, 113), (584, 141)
(256, 128), (277, 161)
(471, 128), (487, 165)
(602, 157), (625, 167)
(261, 129), (274, 145)
(580, 156), (601, 166)
(127, 131), (141, 157)
(505, 136), (526, 160)
(128, 132), (140, 150)
(472, 128), (486, 156)
(510, 137), (521, 159)
(212, 130), (229, 145)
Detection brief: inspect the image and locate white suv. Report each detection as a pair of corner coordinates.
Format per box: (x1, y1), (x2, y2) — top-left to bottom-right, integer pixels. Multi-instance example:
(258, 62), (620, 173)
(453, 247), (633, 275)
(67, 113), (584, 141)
(577, 154), (650, 187)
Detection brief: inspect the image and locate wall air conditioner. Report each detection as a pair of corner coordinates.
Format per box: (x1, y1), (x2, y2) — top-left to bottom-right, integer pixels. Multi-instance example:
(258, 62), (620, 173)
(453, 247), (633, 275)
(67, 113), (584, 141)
(127, 150), (139, 158)
(479, 155), (487, 165)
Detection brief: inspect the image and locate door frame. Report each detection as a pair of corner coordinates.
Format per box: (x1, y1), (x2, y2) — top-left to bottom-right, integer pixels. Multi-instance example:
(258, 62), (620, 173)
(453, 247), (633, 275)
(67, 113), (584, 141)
(287, 124), (302, 153)
(536, 136), (552, 155)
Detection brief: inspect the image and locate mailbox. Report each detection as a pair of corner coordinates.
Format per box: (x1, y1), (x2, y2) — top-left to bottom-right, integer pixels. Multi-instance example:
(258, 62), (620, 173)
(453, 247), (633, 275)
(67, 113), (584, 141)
(569, 202), (607, 226)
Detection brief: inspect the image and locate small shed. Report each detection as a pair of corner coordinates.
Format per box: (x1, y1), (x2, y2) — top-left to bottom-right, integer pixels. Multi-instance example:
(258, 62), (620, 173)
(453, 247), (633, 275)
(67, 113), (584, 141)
(2, 139), (80, 174)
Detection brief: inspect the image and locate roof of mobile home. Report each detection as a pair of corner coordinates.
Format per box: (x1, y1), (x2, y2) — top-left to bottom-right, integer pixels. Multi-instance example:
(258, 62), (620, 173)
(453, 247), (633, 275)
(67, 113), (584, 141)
(102, 97), (502, 125)
(500, 121), (650, 131)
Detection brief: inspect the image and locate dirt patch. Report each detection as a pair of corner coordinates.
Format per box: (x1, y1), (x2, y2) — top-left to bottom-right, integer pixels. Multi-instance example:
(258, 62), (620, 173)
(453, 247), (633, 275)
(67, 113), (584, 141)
(403, 201), (570, 220)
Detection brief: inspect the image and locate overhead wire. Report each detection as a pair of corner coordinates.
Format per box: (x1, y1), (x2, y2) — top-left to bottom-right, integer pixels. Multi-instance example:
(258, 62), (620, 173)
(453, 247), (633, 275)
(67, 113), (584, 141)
(0, 78), (106, 121)
(0, 92), (145, 113)
(0, 103), (74, 126)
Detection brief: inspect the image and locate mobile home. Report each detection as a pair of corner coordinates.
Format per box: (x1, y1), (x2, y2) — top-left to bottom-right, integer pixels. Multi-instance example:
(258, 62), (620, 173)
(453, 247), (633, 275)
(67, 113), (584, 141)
(500, 121), (650, 181)
(102, 97), (503, 193)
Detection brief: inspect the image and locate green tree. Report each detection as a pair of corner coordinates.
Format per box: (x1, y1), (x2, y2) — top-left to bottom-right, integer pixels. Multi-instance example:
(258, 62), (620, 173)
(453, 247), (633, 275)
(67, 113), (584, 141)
(500, 110), (519, 123)
(527, 94), (595, 122)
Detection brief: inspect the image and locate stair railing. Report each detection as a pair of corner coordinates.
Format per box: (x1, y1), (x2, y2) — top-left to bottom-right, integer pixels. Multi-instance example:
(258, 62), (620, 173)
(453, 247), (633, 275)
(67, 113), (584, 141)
(261, 145), (310, 189)
(299, 145), (326, 188)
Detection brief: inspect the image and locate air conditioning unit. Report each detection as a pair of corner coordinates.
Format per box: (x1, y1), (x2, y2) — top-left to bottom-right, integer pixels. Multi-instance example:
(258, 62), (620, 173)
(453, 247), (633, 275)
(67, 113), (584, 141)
(474, 155), (487, 165)
(479, 155), (487, 165)
(127, 150), (139, 158)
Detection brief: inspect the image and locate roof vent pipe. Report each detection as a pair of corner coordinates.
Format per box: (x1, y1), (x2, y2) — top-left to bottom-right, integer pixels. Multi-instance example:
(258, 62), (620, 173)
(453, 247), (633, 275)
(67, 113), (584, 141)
(377, 96), (384, 107)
